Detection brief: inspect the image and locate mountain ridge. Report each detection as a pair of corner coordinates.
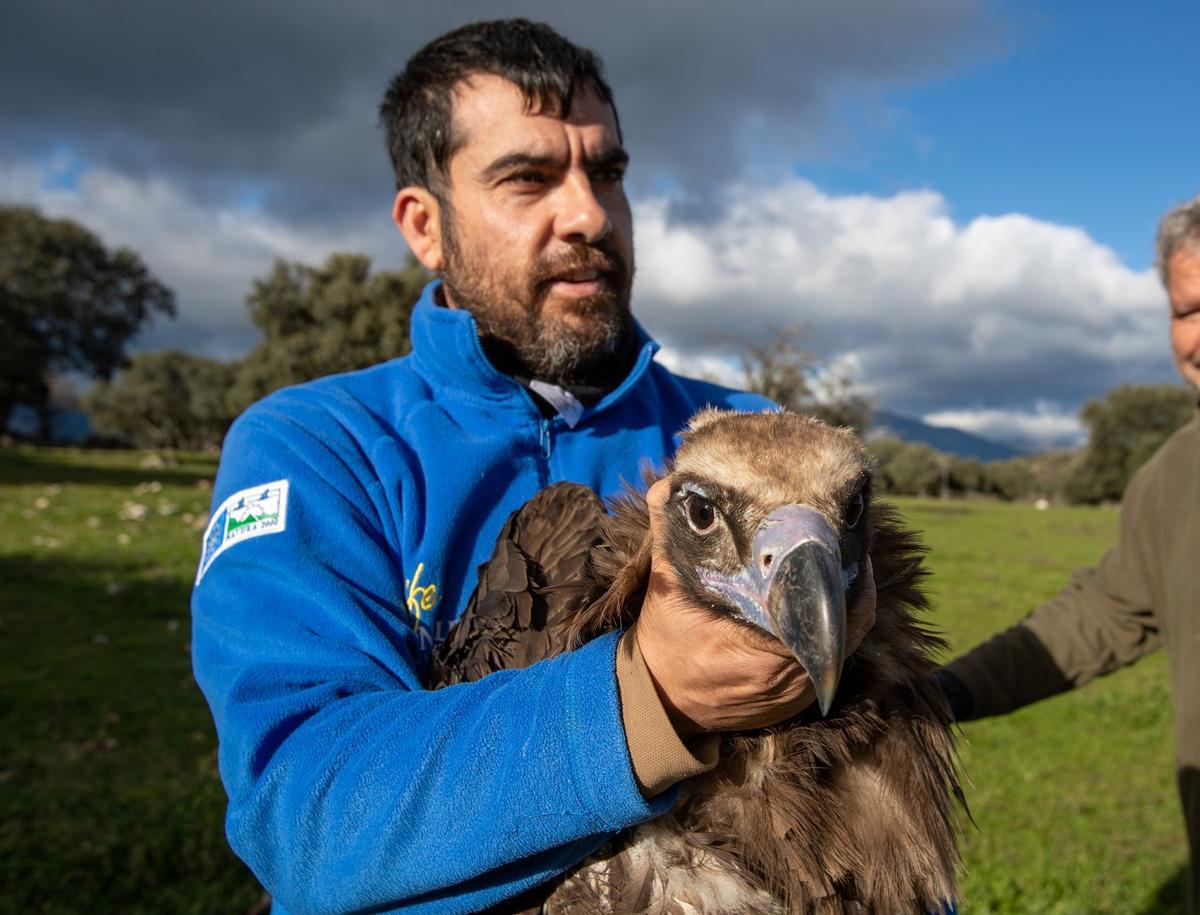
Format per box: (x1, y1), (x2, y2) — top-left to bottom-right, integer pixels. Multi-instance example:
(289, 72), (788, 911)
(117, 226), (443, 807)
(870, 410), (1022, 461)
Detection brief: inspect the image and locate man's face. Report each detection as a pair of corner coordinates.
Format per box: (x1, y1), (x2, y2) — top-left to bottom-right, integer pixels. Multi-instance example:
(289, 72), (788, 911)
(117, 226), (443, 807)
(435, 73), (634, 385)
(1167, 246), (1200, 392)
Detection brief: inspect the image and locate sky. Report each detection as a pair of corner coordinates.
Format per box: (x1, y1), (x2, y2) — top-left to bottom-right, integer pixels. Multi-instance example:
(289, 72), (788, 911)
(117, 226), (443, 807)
(2, 0), (1196, 451)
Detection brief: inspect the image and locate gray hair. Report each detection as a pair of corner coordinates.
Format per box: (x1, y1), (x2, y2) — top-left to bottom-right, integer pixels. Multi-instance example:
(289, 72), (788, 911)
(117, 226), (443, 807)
(1155, 193), (1200, 287)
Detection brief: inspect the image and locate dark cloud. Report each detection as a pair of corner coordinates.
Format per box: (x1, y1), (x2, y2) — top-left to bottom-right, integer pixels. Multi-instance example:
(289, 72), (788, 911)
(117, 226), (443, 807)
(135, 319), (257, 364)
(647, 295), (1177, 419)
(0, 1), (1002, 226)
(861, 339), (1177, 417)
(647, 290), (1177, 417)
(20, 0), (1165, 446)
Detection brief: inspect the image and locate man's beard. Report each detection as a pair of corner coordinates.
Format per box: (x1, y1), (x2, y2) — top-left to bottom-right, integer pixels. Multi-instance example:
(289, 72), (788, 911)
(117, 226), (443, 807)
(439, 206), (635, 387)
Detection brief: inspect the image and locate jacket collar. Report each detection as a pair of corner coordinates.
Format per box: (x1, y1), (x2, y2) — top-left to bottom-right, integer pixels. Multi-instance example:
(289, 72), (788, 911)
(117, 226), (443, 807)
(408, 280), (660, 421)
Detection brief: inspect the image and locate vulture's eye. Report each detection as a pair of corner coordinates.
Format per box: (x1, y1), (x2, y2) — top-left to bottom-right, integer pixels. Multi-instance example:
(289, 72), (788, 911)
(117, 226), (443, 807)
(844, 492), (865, 529)
(684, 493), (718, 534)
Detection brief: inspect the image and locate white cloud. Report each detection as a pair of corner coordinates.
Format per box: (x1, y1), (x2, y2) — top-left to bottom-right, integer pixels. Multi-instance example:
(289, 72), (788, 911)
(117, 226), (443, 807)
(5, 155), (1179, 441)
(922, 404), (1085, 451)
(654, 347), (743, 388)
(632, 179), (1176, 420)
(1, 156), (410, 358)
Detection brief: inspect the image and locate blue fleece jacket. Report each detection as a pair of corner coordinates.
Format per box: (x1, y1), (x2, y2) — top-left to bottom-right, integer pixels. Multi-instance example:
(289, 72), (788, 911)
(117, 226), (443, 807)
(190, 281), (771, 914)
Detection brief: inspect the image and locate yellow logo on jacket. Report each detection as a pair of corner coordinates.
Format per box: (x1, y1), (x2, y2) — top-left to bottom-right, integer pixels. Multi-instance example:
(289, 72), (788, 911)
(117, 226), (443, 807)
(405, 562), (441, 624)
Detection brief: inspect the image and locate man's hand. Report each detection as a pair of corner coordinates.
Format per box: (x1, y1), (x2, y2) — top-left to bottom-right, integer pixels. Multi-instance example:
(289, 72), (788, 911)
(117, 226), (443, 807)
(633, 479), (877, 737)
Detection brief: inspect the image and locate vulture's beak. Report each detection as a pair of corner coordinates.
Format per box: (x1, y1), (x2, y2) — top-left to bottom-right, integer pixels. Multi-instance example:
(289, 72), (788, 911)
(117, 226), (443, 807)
(756, 505), (847, 715)
(699, 504), (848, 716)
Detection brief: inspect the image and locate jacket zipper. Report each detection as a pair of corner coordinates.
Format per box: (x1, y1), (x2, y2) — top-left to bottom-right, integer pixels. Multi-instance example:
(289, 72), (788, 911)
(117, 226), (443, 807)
(537, 419), (552, 487)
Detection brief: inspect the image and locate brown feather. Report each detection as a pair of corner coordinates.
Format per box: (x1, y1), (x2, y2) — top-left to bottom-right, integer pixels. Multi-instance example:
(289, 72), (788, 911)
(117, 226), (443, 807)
(428, 483), (603, 688)
(435, 411), (964, 913)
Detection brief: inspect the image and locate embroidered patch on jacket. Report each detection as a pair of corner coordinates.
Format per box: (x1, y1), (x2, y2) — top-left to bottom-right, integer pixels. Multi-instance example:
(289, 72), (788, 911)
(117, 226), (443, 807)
(195, 480), (289, 585)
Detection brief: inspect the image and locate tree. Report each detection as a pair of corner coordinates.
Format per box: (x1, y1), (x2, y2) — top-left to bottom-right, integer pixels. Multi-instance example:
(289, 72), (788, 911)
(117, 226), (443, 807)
(980, 458), (1036, 502)
(86, 350), (238, 450)
(1022, 449), (1076, 503)
(1063, 383), (1194, 504)
(945, 456), (985, 495)
(729, 324), (873, 433)
(230, 253), (427, 411)
(0, 205), (175, 436)
(870, 437), (942, 496)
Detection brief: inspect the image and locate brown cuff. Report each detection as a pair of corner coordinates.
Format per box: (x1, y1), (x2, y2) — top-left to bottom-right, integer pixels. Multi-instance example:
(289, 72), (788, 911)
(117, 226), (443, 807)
(615, 629), (720, 799)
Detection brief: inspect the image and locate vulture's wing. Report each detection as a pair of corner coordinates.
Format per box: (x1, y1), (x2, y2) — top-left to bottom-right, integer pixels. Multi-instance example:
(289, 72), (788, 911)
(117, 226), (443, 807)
(427, 482), (606, 689)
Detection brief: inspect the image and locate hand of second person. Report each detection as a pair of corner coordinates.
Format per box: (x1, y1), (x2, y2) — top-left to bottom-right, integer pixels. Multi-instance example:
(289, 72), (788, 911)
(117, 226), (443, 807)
(633, 479), (877, 737)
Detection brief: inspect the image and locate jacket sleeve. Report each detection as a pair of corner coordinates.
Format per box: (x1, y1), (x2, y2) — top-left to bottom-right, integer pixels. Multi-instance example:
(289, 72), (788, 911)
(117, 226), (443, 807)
(942, 469), (1161, 720)
(190, 403), (677, 915)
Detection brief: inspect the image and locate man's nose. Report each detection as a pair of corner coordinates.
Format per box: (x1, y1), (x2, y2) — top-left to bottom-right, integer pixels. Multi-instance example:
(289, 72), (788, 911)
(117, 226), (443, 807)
(554, 172), (611, 243)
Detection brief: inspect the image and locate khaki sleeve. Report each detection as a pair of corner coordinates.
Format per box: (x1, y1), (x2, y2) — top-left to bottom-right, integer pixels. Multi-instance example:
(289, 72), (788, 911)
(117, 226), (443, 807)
(944, 472), (1161, 720)
(942, 620), (1073, 719)
(615, 630), (719, 798)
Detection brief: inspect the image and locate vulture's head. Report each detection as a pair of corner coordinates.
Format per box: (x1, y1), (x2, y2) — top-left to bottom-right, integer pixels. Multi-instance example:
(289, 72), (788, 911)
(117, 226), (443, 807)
(661, 408), (874, 715)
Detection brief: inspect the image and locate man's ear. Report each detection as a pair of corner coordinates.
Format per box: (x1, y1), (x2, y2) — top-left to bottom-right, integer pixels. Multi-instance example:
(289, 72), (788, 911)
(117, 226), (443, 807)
(393, 187), (444, 272)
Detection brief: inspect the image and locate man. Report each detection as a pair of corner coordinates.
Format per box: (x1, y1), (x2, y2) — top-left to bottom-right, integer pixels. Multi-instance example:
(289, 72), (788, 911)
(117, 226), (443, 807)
(192, 20), (874, 914)
(938, 193), (1200, 913)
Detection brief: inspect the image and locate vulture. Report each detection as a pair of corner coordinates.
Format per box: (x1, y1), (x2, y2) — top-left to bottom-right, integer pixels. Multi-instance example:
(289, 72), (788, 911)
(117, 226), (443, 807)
(429, 409), (963, 914)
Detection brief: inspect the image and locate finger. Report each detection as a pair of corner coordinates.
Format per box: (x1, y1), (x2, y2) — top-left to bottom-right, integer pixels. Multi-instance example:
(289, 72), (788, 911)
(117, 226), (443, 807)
(734, 618), (805, 660)
(645, 477), (673, 550)
(847, 604), (876, 655)
(856, 557), (876, 605)
(646, 477), (670, 515)
(850, 557), (876, 617)
(846, 557), (877, 654)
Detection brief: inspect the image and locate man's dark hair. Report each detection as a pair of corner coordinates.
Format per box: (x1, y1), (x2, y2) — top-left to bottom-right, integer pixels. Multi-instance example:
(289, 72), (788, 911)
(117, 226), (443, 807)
(379, 19), (619, 195)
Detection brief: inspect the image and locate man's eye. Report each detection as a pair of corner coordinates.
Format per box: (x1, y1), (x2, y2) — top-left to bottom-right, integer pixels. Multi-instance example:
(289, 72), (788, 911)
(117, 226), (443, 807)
(684, 493), (717, 534)
(508, 172), (548, 186)
(592, 168), (625, 185)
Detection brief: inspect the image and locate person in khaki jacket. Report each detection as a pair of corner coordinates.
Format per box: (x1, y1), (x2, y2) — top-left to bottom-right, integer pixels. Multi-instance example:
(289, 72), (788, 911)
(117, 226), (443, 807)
(937, 193), (1200, 914)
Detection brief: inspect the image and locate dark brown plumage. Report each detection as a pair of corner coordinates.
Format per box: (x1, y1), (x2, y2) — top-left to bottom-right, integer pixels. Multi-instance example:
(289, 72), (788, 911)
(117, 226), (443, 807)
(429, 481), (605, 684)
(429, 409), (963, 914)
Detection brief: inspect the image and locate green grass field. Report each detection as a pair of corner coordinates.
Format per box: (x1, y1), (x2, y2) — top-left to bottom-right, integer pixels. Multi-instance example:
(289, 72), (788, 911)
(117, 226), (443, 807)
(0, 447), (1188, 913)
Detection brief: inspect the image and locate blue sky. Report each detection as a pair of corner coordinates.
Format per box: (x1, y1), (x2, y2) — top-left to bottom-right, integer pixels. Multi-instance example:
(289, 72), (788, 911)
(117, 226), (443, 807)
(1, 1), (1194, 449)
(801, 1), (1199, 269)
